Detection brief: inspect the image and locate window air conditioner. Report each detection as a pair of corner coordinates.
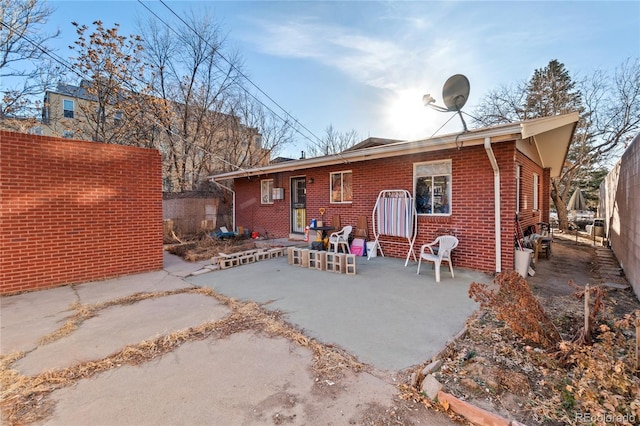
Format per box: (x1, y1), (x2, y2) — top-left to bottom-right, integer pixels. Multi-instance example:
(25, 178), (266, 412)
(272, 188), (284, 200)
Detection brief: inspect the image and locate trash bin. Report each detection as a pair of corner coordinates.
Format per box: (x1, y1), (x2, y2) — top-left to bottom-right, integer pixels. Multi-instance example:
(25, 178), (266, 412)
(515, 248), (533, 277)
(592, 218), (605, 237)
(366, 241), (377, 257)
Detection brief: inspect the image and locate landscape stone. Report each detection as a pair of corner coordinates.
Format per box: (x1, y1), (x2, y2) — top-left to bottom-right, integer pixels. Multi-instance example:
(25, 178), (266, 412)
(421, 374), (442, 400)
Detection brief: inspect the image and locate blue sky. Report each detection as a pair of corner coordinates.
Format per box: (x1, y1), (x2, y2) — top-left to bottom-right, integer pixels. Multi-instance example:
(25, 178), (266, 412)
(45, 1), (639, 158)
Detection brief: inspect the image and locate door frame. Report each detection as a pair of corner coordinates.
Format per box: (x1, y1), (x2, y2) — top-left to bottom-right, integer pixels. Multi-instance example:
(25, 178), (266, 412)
(290, 175), (307, 237)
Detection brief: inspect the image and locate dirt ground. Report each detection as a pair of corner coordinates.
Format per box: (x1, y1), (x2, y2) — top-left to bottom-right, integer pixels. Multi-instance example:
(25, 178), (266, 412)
(409, 233), (640, 425)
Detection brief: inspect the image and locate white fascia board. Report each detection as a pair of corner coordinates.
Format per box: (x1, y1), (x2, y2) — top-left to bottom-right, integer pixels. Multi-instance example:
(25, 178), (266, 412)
(210, 126), (522, 181)
(210, 114), (578, 181)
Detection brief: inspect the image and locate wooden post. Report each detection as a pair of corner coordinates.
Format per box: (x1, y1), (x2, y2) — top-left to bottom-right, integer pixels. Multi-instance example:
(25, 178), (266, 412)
(636, 318), (640, 372)
(584, 284), (591, 344)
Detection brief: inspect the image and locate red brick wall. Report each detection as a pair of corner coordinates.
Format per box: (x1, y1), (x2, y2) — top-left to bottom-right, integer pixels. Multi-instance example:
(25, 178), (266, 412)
(234, 141), (554, 273)
(0, 131), (163, 295)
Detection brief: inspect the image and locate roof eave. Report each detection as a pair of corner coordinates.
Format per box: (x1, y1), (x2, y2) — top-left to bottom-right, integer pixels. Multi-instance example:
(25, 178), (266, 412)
(210, 113), (579, 181)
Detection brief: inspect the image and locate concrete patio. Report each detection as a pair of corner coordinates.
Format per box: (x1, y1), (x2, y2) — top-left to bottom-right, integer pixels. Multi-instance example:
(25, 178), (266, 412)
(188, 251), (490, 372)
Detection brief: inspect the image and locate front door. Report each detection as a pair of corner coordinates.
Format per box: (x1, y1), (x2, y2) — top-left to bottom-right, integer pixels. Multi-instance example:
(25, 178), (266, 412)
(291, 177), (306, 234)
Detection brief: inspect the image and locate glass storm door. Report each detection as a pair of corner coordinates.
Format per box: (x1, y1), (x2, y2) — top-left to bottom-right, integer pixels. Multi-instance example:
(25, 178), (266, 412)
(291, 177), (306, 234)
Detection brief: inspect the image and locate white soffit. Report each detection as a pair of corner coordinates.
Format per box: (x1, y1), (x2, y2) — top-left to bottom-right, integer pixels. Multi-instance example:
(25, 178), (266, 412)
(518, 112), (579, 177)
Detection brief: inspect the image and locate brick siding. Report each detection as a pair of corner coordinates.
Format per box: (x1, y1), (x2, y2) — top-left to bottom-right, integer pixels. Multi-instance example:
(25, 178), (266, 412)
(0, 131), (163, 295)
(234, 140), (547, 273)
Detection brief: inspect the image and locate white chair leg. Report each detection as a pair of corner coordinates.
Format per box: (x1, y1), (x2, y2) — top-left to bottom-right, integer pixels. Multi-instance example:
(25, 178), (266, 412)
(435, 260), (441, 282)
(448, 261), (454, 278)
(417, 257), (422, 274)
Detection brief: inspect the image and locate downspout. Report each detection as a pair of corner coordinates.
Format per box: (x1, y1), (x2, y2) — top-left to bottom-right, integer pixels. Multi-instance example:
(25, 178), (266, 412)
(211, 180), (236, 233)
(484, 137), (502, 273)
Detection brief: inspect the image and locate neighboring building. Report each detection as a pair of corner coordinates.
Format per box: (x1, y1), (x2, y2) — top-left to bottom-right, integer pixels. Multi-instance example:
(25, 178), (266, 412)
(40, 81), (95, 139)
(210, 113), (579, 274)
(37, 81), (268, 191)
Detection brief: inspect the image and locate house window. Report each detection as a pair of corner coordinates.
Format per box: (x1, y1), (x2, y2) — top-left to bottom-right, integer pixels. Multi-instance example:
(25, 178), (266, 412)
(114, 111), (123, 124)
(414, 160), (451, 215)
(330, 171), (352, 203)
(261, 179), (274, 204)
(62, 129), (74, 139)
(533, 173), (539, 211)
(516, 165), (522, 213)
(63, 99), (74, 118)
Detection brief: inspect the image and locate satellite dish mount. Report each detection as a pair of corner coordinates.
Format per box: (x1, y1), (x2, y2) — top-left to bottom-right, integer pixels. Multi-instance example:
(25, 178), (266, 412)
(423, 74), (470, 132)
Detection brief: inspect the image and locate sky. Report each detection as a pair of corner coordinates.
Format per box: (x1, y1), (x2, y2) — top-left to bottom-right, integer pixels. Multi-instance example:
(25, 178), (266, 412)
(43, 0), (640, 158)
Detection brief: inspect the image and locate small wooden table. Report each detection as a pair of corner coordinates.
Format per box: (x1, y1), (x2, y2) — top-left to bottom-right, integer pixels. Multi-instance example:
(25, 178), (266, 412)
(309, 225), (335, 249)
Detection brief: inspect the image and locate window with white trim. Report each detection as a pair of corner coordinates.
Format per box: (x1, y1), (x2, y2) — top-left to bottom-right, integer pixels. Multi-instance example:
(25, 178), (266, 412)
(330, 171), (352, 203)
(261, 179), (274, 204)
(516, 164), (522, 213)
(533, 173), (539, 211)
(63, 99), (74, 118)
(414, 160), (451, 215)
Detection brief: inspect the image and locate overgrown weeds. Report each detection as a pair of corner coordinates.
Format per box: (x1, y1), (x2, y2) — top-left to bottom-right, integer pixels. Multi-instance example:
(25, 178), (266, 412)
(469, 270), (561, 349)
(462, 271), (640, 424)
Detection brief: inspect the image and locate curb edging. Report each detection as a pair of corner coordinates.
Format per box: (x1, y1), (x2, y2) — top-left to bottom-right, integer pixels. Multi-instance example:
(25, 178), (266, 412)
(437, 391), (524, 426)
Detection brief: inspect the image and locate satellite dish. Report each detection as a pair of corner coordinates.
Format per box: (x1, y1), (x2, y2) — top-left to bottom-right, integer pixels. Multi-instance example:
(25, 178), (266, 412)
(423, 74), (471, 133)
(442, 74), (470, 112)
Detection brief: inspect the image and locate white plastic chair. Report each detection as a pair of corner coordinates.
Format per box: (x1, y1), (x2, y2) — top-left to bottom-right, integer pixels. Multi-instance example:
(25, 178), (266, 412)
(417, 236), (459, 282)
(329, 225), (352, 253)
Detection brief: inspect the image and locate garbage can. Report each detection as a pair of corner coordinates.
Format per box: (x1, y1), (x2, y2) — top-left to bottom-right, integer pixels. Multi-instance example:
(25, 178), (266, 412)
(592, 219), (605, 237)
(515, 248), (533, 277)
(366, 241), (377, 257)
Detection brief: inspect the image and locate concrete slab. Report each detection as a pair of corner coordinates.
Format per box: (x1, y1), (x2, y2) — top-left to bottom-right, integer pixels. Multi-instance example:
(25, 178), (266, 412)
(41, 333), (455, 426)
(162, 251), (211, 278)
(0, 285), (76, 354)
(15, 293), (229, 375)
(73, 270), (189, 306)
(189, 255), (488, 372)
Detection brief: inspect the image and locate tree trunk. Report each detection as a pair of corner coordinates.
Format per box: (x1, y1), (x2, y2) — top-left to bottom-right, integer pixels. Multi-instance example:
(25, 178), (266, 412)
(551, 179), (570, 231)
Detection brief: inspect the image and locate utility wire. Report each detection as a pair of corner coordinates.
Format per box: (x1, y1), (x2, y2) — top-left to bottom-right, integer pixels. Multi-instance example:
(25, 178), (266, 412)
(156, 0), (331, 152)
(138, 0), (330, 155)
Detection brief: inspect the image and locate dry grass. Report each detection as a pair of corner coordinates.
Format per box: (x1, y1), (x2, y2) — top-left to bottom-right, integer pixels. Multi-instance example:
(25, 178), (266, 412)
(165, 233), (260, 262)
(1, 286), (364, 425)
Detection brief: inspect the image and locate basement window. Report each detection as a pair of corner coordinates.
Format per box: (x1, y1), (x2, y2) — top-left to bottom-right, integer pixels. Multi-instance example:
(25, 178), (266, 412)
(414, 160), (451, 215)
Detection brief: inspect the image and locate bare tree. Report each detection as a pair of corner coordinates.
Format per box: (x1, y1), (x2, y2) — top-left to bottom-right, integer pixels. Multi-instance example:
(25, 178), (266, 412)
(224, 91), (296, 173)
(473, 81), (529, 126)
(0, 0), (60, 119)
(66, 20), (159, 146)
(306, 125), (360, 157)
(472, 59), (640, 230)
(140, 10), (245, 191)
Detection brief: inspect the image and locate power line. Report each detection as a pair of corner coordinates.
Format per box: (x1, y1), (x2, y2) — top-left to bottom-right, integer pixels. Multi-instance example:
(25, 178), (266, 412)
(137, 0), (328, 153)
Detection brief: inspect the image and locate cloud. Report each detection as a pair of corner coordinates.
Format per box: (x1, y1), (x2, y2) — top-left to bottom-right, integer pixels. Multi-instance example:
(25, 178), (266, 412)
(245, 14), (478, 89)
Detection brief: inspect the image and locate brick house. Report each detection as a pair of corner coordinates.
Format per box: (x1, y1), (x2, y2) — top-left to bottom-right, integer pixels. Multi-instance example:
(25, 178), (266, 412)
(210, 113), (579, 273)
